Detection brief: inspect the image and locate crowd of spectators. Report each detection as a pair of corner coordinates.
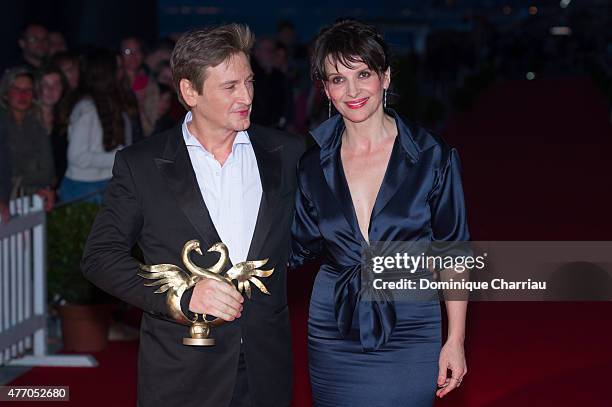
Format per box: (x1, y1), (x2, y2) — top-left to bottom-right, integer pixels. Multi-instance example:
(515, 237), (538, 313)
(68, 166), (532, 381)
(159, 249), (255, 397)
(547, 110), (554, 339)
(0, 21), (323, 223)
(1, 7), (610, 223)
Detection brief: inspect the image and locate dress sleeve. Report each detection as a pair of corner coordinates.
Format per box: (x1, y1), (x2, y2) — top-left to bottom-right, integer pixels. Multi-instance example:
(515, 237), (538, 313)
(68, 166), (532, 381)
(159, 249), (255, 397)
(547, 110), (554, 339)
(429, 148), (470, 242)
(289, 166), (323, 268)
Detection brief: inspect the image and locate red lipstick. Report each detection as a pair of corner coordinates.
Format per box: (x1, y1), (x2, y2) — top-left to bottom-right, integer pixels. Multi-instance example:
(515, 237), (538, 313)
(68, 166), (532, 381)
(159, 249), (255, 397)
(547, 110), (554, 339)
(345, 97), (369, 109)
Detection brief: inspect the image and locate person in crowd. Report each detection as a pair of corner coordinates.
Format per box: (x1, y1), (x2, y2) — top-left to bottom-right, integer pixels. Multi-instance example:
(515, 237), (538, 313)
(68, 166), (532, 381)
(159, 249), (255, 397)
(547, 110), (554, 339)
(48, 31), (68, 56)
(151, 83), (176, 134)
(17, 23), (49, 70)
(120, 36), (147, 86)
(152, 59), (185, 123)
(275, 41), (290, 75)
(290, 19), (469, 405)
(275, 21), (315, 133)
(152, 59), (173, 86)
(59, 49), (131, 203)
(120, 36), (159, 137)
(51, 51), (80, 91)
(82, 24), (304, 407)
(300, 43), (329, 131)
(276, 40), (311, 134)
(35, 64), (68, 188)
(0, 119), (11, 223)
(251, 37), (292, 128)
(0, 67), (55, 209)
(116, 51), (145, 144)
(144, 38), (174, 73)
(276, 21), (302, 60)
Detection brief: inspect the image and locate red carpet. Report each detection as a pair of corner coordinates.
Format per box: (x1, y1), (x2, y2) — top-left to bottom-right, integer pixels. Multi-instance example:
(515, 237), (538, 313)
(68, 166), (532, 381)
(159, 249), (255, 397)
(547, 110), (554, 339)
(10, 77), (612, 406)
(8, 340), (138, 406)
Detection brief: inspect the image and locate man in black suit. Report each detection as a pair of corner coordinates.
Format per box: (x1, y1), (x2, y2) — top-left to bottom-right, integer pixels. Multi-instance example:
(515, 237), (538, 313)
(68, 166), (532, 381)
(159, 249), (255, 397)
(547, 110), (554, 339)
(82, 24), (304, 407)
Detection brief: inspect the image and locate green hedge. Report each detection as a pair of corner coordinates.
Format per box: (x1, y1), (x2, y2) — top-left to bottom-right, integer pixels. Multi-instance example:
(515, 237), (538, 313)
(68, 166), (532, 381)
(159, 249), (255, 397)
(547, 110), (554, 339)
(47, 202), (105, 304)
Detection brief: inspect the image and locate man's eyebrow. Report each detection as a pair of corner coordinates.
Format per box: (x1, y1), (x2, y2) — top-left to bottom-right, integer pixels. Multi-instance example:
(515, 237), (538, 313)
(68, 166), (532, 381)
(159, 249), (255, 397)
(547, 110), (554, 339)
(220, 80), (239, 86)
(220, 74), (255, 87)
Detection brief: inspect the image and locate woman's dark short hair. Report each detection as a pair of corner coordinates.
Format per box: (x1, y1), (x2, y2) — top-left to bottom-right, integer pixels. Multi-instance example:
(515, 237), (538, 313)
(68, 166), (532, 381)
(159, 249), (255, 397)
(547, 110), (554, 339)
(170, 24), (254, 108)
(311, 19), (390, 82)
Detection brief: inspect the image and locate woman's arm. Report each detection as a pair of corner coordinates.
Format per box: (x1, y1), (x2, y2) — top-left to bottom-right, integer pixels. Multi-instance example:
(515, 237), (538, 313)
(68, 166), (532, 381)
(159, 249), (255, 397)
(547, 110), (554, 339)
(289, 163), (323, 269)
(446, 299), (467, 344)
(429, 146), (470, 398)
(437, 299), (467, 398)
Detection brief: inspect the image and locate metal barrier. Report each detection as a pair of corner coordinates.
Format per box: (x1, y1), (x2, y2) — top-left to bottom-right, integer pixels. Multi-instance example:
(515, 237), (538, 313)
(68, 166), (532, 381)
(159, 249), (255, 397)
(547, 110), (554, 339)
(0, 195), (96, 367)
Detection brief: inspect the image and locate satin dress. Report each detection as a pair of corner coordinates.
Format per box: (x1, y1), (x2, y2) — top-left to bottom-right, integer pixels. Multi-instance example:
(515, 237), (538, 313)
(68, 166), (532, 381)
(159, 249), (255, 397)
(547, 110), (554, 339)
(290, 110), (469, 406)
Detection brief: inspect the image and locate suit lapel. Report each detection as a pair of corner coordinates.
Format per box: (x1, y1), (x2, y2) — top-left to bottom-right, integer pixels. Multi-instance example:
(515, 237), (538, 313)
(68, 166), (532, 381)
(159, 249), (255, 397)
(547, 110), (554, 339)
(154, 127), (222, 249)
(246, 126), (282, 260)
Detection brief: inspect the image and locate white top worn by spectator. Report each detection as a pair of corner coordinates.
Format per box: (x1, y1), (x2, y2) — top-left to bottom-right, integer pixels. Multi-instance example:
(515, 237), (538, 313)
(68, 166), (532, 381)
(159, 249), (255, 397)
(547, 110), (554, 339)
(182, 111), (262, 266)
(65, 98), (130, 182)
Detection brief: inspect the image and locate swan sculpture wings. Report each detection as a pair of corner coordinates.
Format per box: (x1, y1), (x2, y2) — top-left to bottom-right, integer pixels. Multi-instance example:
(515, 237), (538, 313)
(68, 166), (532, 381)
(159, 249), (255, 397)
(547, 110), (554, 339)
(138, 240), (275, 323)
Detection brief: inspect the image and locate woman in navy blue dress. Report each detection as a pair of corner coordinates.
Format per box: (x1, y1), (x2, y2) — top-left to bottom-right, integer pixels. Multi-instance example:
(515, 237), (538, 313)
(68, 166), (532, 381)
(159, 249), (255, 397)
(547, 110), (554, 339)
(290, 20), (469, 406)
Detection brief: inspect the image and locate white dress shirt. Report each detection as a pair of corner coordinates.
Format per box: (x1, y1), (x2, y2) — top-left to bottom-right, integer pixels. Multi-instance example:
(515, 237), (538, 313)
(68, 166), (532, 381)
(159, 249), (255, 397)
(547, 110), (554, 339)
(182, 111), (262, 265)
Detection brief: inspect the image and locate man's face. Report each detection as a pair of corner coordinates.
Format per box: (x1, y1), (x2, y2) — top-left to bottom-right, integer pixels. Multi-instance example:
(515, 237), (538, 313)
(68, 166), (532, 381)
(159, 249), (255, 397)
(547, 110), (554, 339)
(6, 75), (34, 113)
(19, 25), (49, 61)
(48, 32), (67, 55)
(181, 52), (254, 134)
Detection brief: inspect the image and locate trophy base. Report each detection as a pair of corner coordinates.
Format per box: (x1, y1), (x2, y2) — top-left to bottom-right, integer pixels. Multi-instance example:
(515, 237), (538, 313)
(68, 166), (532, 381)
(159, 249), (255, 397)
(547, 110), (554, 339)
(183, 337), (215, 346)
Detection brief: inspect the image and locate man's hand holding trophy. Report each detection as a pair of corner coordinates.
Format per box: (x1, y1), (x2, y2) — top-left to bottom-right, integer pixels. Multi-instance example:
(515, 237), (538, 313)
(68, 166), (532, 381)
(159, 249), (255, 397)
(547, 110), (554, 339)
(138, 239), (274, 346)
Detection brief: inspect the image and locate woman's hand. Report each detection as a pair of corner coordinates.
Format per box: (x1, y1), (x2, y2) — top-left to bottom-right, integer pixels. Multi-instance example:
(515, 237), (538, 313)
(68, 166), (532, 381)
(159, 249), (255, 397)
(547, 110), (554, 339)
(436, 339), (467, 398)
(36, 188), (55, 212)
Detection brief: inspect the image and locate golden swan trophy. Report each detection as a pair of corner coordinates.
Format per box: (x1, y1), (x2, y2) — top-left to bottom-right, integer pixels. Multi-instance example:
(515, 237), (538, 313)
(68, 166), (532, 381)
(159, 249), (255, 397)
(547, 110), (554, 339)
(137, 240), (274, 346)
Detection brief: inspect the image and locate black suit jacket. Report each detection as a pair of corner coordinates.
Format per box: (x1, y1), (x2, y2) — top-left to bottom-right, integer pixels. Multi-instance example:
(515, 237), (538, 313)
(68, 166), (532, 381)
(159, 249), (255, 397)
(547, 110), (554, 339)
(82, 124), (305, 407)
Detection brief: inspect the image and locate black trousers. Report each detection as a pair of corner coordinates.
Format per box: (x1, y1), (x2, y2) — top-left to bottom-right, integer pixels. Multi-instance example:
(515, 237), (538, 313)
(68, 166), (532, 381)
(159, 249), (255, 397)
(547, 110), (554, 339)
(229, 347), (251, 407)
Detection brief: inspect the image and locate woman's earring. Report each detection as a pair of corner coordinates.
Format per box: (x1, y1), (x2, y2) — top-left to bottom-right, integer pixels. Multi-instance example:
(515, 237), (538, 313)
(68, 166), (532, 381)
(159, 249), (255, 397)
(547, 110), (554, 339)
(328, 99), (332, 118)
(383, 88), (387, 109)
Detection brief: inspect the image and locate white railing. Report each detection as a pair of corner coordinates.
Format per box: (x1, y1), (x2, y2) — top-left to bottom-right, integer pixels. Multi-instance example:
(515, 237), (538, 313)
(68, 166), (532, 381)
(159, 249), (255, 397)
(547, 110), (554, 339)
(0, 196), (95, 367)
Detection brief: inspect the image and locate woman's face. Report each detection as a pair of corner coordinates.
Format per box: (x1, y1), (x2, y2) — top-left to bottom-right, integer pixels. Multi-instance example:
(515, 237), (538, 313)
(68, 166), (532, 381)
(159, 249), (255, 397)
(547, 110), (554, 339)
(39, 72), (63, 106)
(58, 60), (79, 90)
(6, 75), (34, 113)
(121, 38), (143, 72)
(323, 57), (390, 124)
